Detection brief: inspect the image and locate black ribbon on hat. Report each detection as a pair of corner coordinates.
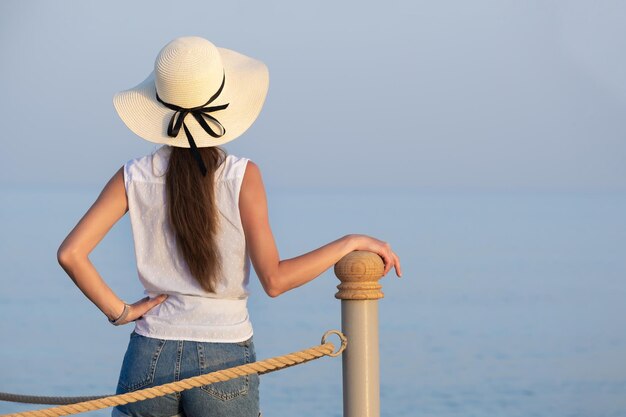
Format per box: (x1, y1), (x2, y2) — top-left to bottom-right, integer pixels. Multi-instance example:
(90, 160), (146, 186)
(156, 73), (229, 176)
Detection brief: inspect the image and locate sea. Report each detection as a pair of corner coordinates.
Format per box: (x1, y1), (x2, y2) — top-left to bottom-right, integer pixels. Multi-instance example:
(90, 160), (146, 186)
(0, 187), (625, 417)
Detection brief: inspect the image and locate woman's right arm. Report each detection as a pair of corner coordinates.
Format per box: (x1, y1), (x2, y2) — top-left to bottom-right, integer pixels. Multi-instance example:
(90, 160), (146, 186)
(239, 161), (402, 297)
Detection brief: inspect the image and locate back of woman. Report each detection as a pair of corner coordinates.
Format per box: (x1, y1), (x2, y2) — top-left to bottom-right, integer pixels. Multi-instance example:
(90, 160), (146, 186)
(57, 36), (401, 417)
(125, 146), (253, 342)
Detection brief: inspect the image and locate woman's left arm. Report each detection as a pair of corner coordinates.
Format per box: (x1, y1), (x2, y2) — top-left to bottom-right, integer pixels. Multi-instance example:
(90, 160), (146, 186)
(57, 167), (166, 324)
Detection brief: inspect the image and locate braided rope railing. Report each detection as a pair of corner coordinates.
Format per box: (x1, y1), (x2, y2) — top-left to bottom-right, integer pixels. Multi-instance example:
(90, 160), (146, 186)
(0, 330), (347, 417)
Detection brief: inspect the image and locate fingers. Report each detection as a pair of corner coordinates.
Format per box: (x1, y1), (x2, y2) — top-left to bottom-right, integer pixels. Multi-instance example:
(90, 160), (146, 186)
(392, 252), (402, 277)
(124, 295), (168, 324)
(377, 241), (401, 278)
(143, 294), (168, 309)
(378, 242), (391, 276)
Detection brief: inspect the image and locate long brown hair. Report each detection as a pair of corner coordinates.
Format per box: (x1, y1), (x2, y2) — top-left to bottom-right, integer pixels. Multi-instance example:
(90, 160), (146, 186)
(165, 146), (226, 292)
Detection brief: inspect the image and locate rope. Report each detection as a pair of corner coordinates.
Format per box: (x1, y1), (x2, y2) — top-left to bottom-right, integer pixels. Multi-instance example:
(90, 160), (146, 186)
(0, 331), (346, 417)
(0, 395), (106, 406)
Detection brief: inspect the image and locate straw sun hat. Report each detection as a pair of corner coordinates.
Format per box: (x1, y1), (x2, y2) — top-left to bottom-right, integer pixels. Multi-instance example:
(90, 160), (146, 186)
(113, 36), (269, 175)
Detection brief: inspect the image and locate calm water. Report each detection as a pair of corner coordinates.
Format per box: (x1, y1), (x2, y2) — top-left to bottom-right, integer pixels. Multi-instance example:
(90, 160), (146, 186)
(1, 187), (625, 417)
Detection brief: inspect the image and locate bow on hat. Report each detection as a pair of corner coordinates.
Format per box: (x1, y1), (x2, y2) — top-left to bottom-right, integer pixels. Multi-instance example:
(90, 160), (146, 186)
(156, 73), (229, 176)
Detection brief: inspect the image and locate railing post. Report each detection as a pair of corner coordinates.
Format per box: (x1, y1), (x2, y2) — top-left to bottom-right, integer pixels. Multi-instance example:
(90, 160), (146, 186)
(334, 250), (385, 417)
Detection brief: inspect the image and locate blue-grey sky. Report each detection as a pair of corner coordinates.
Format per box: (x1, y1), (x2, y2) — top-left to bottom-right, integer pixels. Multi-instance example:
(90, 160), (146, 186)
(1, 0), (625, 190)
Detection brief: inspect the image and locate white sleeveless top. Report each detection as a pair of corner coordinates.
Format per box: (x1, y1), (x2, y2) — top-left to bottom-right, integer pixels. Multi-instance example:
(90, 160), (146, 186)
(123, 145), (253, 342)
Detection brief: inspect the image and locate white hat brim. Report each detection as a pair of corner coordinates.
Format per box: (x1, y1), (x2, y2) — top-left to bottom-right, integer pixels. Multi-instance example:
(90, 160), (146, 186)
(113, 47), (269, 148)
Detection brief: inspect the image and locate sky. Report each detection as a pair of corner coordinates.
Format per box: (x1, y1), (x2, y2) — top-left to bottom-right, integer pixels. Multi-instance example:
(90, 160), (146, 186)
(0, 0), (625, 191)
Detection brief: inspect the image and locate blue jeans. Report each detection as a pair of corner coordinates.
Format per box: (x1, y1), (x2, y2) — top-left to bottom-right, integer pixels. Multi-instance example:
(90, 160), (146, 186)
(112, 331), (260, 417)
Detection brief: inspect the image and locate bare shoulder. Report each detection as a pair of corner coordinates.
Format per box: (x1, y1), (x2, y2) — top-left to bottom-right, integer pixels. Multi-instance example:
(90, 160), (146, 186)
(240, 160), (267, 210)
(244, 160), (261, 177)
(101, 166), (128, 210)
(242, 160), (264, 188)
(104, 166), (126, 194)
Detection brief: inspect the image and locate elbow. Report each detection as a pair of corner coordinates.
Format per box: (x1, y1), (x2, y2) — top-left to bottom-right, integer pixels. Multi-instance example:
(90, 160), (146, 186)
(265, 286), (283, 298)
(261, 276), (286, 298)
(56, 244), (81, 269)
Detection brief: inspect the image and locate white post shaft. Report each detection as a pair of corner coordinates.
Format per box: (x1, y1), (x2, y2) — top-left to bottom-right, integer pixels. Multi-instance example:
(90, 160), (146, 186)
(341, 300), (380, 417)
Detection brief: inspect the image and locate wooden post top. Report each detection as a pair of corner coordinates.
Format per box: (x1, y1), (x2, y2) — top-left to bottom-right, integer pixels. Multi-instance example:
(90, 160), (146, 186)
(334, 251), (385, 300)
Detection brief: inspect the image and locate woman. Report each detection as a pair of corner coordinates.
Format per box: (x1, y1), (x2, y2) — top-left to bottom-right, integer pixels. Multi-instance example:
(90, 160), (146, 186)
(57, 36), (401, 417)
